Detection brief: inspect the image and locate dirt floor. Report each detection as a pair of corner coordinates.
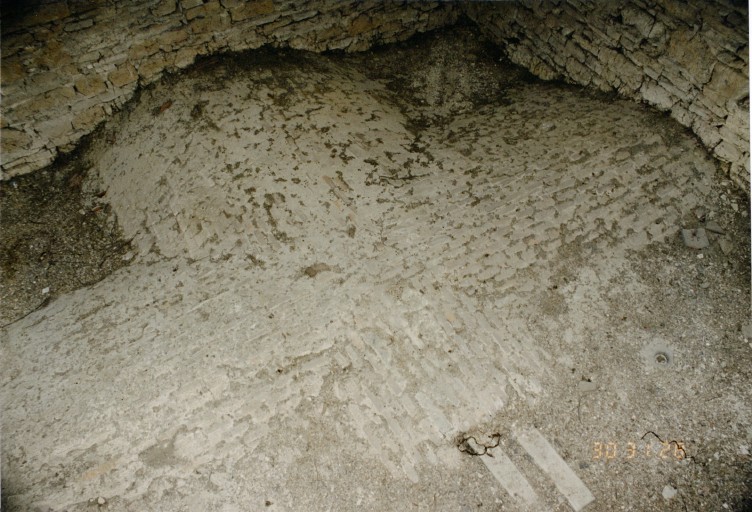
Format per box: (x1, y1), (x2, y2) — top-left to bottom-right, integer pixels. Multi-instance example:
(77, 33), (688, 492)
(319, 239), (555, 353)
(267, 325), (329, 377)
(0, 146), (132, 327)
(2, 24), (751, 512)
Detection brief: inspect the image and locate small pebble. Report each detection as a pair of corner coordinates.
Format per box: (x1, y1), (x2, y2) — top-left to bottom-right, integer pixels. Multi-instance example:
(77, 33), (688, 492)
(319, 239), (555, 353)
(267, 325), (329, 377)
(97, 496), (106, 505)
(540, 121), (556, 131)
(719, 239), (733, 255)
(700, 281), (709, 289)
(731, 203), (739, 212)
(42, 287), (50, 294)
(742, 322), (752, 339)
(662, 485), (677, 500)
(577, 380), (597, 393)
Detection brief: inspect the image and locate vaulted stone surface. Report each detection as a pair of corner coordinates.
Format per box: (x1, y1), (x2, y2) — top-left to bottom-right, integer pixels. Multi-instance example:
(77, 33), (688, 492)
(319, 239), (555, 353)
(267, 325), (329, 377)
(0, 0), (748, 192)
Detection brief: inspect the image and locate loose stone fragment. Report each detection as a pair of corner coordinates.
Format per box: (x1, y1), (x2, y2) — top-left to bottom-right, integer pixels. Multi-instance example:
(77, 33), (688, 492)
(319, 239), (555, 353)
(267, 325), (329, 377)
(705, 220), (724, 234)
(681, 228), (709, 249)
(662, 485), (677, 500)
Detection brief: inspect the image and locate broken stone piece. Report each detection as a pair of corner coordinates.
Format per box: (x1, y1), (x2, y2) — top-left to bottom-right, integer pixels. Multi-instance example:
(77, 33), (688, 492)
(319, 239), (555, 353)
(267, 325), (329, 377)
(662, 485), (677, 500)
(681, 228), (709, 249)
(718, 239), (733, 255)
(705, 220), (724, 234)
(742, 321), (752, 339)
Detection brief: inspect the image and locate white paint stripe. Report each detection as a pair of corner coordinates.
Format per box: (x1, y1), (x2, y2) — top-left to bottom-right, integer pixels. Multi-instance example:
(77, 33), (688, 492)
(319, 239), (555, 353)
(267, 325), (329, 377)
(516, 427), (595, 511)
(414, 392), (453, 437)
(482, 447), (538, 506)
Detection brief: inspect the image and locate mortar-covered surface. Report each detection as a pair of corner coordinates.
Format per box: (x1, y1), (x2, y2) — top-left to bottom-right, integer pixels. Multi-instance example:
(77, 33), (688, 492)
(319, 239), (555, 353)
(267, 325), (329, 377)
(2, 26), (751, 512)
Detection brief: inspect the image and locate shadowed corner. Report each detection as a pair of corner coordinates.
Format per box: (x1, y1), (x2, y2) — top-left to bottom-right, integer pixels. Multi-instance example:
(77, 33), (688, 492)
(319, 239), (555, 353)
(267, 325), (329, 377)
(1, 475), (17, 512)
(0, 0), (45, 23)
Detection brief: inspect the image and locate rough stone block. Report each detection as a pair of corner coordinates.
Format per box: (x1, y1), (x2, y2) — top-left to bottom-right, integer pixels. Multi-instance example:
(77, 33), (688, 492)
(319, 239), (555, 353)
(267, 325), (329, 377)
(228, 0), (275, 22)
(72, 105), (105, 131)
(291, 10), (318, 22)
(181, 0), (204, 9)
(656, 78), (689, 104)
(64, 18), (95, 32)
(530, 57), (558, 81)
(565, 38), (587, 63)
(0, 128), (32, 154)
(138, 54), (168, 81)
(601, 48), (642, 92)
(1, 57), (25, 86)
(618, 31), (640, 52)
(692, 119), (722, 148)
(26, 71), (65, 96)
(349, 14), (376, 35)
(174, 47), (200, 69)
(9, 94), (57, 120)
(36, 116), (74, 142)
(256, 14), (287, 31)
(666, 29), (714, 85)
(129, 41), (160, 61)
(49, 86), (78, 102)
(152, 0), (178, 16)
(722, 105), (750, 135)
(695, 94), (730, 119)
(190, 12), (231, 33)
(186, 0), (221, 20)
(670, 104), (693, 126)
(157, 28), (190, 48)
(704, 63), (748, 103)
(564, 56), (592, 84)
(1, 147), (55, 176)
(74, 75), (107, 97)
(622, 6), (655, 39)
(108, 64), (138, 87)
(714, 140), (742, 163)
(78, 50), (102, 64)
(37, 40), (74, 69)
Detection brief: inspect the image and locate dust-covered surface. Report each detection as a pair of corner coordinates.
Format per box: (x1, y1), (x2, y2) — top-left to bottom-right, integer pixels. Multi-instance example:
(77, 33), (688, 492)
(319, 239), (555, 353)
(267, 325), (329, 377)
(2, 24), (751, 512)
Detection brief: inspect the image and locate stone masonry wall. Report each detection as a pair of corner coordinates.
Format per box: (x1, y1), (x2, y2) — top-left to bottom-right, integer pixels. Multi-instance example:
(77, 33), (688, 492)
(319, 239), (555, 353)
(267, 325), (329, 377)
(3, 0), (749, 193)
(0, 0), (458, 178)
(465, 0), (750, 193)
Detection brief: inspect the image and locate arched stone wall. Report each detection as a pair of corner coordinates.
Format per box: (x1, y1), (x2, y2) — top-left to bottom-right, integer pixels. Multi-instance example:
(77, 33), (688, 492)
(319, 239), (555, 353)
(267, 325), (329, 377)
(0, 0), (459, 177)
(465, 0), (749, 192)
(1, 0), (749, 193)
